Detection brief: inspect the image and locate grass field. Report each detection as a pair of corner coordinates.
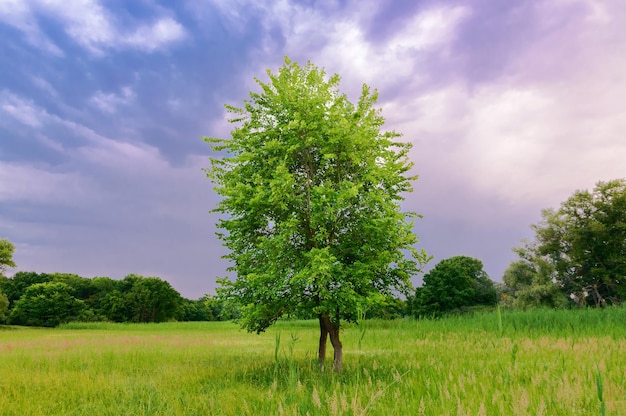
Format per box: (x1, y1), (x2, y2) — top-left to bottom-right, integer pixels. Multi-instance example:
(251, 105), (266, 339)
(1, 307), (625, 415)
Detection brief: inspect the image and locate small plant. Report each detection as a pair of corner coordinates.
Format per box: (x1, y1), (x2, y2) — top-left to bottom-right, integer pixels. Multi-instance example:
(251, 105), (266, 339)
(357, 308), (367, 351)
(595, 366), (605, 416)
(511, 343), (519, 366)
(496, 305), (503, 337)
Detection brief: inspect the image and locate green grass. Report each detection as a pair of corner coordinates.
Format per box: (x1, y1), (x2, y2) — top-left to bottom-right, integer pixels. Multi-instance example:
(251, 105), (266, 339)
(1, 308), (626, 415)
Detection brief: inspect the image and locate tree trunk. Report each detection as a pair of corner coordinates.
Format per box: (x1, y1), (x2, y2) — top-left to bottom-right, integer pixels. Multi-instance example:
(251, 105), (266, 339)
(319, 313), (342, 372)
(318, 315), (328, 369)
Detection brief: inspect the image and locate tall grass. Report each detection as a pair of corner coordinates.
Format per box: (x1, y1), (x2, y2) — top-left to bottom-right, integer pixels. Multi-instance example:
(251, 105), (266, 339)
(1, 307), (625, 415)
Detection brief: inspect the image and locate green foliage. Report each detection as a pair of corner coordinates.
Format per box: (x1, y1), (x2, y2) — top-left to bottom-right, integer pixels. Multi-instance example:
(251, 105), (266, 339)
(51, 273), (98, 300)
(0, 291), (8, 323)
(364, 295), (408, 319)
(0, 271), (52, 307)
(2, 272), (184, 325)
(122, 274), (182, 323)
(0, 238), (17, 275)
(509, 179), (626, 307)
(92, 275), (182, 323)
(501, 248), (569, 309)
(205, 57), (428, 338)
(177, 298), (214, 321)
(9, 281), (87, 327)
(412, 255), (497, 317)
(201, 294), (241, 321)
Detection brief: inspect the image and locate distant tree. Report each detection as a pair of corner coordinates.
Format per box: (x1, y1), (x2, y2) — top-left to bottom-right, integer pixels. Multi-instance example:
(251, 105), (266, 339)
(9, 282), (86, 327)
(412, 256), (497, 317)
(365, 295), (408, 319)
(98, 290), (129, 322)
(87, 277), (125, 321)
(177, 298), (213, 321)
(0, 238), (17, 276)
(0, 291), (8, 324)
(515, 179), (626, 306)
(501, 246), (568, 309)
(0, 271), (52, 308)
(202, 294), (241, 321)
(51, 273), (98, 301)
(122, 275), (182, 323)
(205, 57), (428, 371)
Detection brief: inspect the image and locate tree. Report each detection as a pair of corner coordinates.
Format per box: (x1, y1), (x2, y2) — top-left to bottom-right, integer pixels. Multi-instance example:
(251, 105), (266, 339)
(122, 275), (182, 323)
(51, 273), (98, 301)
(0, 238), (17, 276)
(89, 275), (182, 323)
(204, 58), (428, 371)
(177, 298), (214, 321)
(520, 179), (626, 306)
(0, 271), (52, 308)
(365, 295), (408, 319)
(201, 294), (241, 321)
(89, 276), (127, 321)
(501, 245), (569, 309)
(412, 256), (497, 317)
(9, 282), (86, 327)
(0, 291), (8, 324)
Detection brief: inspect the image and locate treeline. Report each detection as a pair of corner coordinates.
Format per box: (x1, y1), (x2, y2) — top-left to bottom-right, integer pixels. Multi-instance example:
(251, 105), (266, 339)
(0, 272), (238, 327)
(2, 179), (624, 326)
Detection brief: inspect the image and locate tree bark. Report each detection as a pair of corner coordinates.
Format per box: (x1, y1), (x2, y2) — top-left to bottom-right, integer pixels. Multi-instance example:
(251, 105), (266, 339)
(318, 315), (328, 369)
(319, 313), (342, 372)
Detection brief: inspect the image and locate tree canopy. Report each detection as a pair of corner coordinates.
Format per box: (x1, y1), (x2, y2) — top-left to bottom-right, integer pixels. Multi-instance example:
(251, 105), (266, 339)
(412, 255), (497, 317)
(9, 281), (87, 327)
(205, 57), (428, 371)
(506, 179), (626, 307)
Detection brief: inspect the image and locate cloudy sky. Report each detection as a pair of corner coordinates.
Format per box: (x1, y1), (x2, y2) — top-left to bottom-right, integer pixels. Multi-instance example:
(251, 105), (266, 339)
(1, 0), (624, 299)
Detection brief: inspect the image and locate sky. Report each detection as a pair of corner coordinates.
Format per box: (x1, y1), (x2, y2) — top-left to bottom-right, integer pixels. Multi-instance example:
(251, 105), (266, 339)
(1, 0), (625, 299)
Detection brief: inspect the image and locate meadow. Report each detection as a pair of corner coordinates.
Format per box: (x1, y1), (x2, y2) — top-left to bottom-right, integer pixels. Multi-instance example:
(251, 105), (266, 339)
(1, 307), (625, 415)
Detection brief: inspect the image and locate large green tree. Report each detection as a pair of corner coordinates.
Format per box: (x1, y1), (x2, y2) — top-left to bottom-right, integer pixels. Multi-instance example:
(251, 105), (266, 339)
(412, 256), (497, 317)
(515, 179), (626, 306)
(205, 58), (428, 371)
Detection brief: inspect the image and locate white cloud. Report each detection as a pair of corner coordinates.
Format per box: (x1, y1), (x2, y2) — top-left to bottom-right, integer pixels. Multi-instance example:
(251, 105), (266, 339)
(0, 0), (187, 55)
(216, 1), (470, 105)
(125, 18), (187, 52)
(31, 76), (59, 97)
(36, 0), (116, 55)
(198, 0), (626, 223)
(0, 0), (64, 55)
(398, 1), (626, 214)
(89, 86), (136, 113)
(0, 91), (46, 127)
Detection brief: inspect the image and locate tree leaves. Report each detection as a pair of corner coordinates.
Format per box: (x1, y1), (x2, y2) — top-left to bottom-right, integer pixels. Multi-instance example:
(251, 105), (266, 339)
(509, 179), (626, 307)
(204, 57), (428, 333)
